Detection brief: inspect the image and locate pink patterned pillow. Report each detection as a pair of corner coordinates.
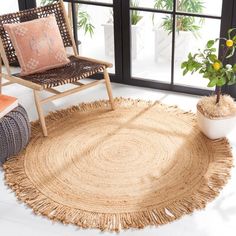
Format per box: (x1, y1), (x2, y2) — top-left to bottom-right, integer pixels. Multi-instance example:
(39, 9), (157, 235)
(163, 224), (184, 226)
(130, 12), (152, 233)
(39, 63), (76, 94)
(4, 15), (70, 76)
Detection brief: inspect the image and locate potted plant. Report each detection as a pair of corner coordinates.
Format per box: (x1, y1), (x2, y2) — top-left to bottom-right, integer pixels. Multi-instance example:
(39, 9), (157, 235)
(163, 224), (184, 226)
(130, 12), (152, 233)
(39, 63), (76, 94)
(103, 0), (143, 59)
(153, 0), (204, 62)
(181, 28), (236, 139)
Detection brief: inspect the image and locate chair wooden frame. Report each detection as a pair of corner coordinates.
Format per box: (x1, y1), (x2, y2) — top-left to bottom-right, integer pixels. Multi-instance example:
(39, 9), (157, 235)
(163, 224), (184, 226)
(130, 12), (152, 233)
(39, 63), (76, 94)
(0, 0), (114, 137)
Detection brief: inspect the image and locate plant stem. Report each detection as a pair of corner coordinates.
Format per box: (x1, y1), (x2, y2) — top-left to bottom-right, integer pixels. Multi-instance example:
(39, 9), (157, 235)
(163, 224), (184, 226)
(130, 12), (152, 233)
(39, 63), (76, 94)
(216, 86), (221, 104)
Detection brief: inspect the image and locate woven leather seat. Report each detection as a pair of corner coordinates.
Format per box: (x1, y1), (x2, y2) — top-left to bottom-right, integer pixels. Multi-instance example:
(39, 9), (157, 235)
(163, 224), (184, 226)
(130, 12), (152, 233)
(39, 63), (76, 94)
(16, 56), (107, 89)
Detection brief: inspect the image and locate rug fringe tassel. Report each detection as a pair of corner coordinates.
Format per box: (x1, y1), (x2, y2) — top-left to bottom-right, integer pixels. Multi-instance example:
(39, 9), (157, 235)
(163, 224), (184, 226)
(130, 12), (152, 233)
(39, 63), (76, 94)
(3, 150), (232, 231)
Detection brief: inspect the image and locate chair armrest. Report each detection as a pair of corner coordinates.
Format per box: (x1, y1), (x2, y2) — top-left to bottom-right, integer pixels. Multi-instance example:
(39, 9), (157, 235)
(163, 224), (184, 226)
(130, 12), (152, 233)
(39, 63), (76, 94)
(73, 55), (113, 68)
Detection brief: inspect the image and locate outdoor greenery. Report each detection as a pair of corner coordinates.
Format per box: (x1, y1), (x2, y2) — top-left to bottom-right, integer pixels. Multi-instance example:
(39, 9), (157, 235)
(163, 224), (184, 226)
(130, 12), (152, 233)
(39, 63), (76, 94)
(40, 0), (54, 5)
(130, 1), (143, 25)
(181, 28), (236, 103)
(107, 1), (143, 25)
(153, 0), (204, 37)
(77, 11), (94, 37)
(40, 0), (95, 37)
(41, 0), (143, 36)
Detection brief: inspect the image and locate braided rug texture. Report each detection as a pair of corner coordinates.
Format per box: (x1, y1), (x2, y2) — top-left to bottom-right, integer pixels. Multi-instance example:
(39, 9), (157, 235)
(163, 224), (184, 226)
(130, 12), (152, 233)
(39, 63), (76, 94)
(3, 98), (233, 232)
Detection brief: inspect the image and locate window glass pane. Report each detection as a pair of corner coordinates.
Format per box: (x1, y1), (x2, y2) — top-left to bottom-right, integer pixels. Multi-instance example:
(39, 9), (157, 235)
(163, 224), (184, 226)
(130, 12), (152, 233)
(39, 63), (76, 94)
(37, 0), (113, 6)
(176, 0), (222, 17)
(77, 4), (115, 73)
(74, 0), (113, 3)
(36, 0), (55, 6)
(174, 16), (221, 89)
(36, 0), (69, 12)
(131, 0), (173, 11)
(36, 1), (115, 73)
(131, 11), (172, 83)
(0, 0), (18, 14)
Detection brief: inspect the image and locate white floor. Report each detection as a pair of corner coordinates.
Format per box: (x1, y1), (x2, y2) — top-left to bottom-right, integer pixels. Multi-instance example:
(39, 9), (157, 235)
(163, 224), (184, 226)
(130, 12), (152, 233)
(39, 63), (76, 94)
(0, 80), (236, 236)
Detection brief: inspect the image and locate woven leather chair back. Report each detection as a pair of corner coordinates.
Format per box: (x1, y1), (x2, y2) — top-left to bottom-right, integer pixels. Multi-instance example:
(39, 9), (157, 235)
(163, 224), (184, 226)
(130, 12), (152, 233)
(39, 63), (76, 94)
(0, 1), (73, 66)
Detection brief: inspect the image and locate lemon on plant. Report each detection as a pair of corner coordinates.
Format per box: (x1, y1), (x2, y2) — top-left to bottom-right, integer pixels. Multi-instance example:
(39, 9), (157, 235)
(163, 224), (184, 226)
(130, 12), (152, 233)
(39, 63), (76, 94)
(213, 62), (221, 71)
(226, 39), (234, 47)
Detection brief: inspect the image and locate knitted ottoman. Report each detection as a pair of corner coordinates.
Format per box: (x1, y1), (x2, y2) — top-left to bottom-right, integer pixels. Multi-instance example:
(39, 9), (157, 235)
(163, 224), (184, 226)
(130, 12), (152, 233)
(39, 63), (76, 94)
(0, 105), (31, 165)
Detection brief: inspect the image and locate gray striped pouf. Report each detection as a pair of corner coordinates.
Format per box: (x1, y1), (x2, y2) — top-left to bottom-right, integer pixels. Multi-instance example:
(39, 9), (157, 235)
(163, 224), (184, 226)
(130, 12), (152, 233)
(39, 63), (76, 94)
(0, 105), (31, 165)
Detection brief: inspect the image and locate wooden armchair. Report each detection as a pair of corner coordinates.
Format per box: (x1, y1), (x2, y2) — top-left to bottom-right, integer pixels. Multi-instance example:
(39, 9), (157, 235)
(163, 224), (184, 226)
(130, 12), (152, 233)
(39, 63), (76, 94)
(0, 0), (114, 137)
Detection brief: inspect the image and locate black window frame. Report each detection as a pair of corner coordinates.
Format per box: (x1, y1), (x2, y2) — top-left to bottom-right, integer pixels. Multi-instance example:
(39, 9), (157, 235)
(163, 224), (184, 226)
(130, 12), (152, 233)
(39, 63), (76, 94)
(18, 0), (36, 10)
(122, 0), (235, 97)
(19, 0), (236, 98)
(63, 0), (124, 84)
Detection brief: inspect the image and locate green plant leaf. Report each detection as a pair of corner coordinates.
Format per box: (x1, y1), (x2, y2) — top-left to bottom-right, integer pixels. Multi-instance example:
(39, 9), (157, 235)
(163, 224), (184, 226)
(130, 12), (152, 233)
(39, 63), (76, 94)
(183, 68), (188, 76)
(180, 27), (236, 88)
(153, 0), (173, 11)
(233, 35), (236, 42)
(158, 3), (203, 38)
(207, 78), (218, 87)
(194, 62), (202, 70)
(188, 52), (192, 59)
(228, 80), (236, 85)
(226, 46), (235, 58)
(203, 72), (209, 78)
(78, 11), (95, 37)
(187, 63), (194, 71)
(217, 77), (226, 86)
(209, 48), (217, 52)
(131, 1), (143, 25)
(228, 75), (236, 85)
(207, 40), (215, 48)
(226, 71), (232, 80)
(208, 54), (217, 62)
(199, 69), (205, 74)
(40, 0), (55, 6)
(227, 28), (236, 38)
(181, 62), (187, 69)
(233, 64), (236, 72)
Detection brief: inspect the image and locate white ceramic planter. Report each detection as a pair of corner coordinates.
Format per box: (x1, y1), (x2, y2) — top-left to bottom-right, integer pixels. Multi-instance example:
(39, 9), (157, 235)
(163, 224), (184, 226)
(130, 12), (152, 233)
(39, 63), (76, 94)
(197, 109), (236, 140)
(154, 29), (193, 62)
(103, 23), (141, 59)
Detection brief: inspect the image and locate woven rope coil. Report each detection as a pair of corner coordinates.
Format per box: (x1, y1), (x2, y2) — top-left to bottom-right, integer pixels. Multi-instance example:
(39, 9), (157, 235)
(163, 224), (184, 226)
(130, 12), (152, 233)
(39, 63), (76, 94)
(3, 98), (233, 231)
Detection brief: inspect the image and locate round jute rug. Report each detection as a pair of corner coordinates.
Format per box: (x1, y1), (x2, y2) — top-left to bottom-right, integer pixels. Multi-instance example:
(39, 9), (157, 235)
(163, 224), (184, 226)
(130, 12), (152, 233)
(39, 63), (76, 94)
(3, 98), (233, 232)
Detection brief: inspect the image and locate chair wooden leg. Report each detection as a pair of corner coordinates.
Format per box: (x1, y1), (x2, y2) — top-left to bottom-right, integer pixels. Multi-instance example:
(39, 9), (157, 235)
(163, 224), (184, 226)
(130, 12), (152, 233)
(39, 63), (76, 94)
(103, 69), (115, 110)
(33, 90), (48, 137)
